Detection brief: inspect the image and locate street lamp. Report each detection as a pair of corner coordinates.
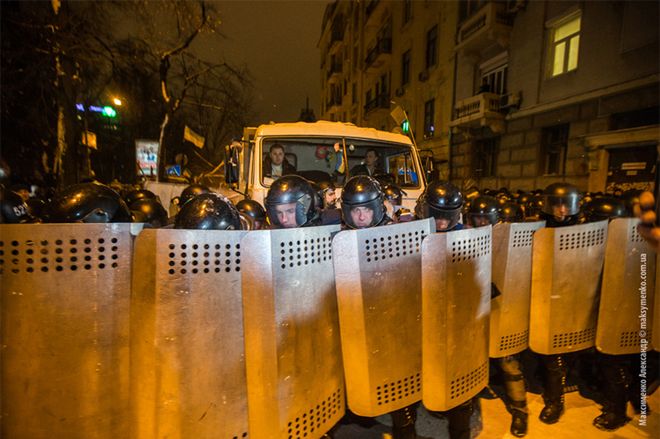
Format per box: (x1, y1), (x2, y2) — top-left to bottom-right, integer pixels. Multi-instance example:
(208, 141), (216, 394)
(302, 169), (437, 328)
(113, 98), (123, 106)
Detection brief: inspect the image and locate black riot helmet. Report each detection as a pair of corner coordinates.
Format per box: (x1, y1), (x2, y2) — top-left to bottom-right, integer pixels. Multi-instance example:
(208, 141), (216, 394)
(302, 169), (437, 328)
(45, 183), (132, 223)
(174, 193), (242, 230)
(0, 190), (33, 223)
(125, 189), (159, 207)
(340, 175), (386, 229)
(414, 180), (463, 230)
(179, 184), (210, 206)
(541, 182), (580, 222)
(525, 193), (544, 219)
(582, 196), (626, 223)
(265, 175), (318, 228)
(236, 199), (267, 224)
(130, 198), (168, 228)
(499, 201), (524, 223)
(467, 195), (500, 227)
(382, 183), (406, 206)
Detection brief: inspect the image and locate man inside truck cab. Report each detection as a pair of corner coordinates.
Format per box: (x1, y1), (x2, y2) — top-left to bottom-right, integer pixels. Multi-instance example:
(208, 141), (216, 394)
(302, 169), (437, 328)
(263, 143), (296, 178)
(349, 148), (382, 177)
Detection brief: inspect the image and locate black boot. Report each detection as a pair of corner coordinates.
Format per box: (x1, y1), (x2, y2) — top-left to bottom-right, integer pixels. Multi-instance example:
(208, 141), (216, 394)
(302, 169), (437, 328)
(501, 358), (529, 437)
(509, 400), (528, 437)
(390, 404), (417, 439)
(540, 355), (566, 424)
(446, 399), (473, 439)
(593, 357), (631, 431)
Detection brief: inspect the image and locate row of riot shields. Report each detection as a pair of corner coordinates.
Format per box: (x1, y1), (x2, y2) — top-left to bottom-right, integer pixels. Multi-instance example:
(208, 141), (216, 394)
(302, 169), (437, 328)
(1, 217), (657, 438)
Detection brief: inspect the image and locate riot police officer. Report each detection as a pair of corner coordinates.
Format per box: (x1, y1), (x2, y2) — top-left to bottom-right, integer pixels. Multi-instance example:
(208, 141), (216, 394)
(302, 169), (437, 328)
(465, 195), (499, 228)
(584, 196), (632, 431)
(124, 188), (160, 207)
(499, 201), (524, 223)
(471, 198), (530, 437)
(340, 175), (423, 439)
(582, 197), (625, 223)
(414, 180), (464, 232)
(0, 189), (34, 223)
(537, 182), (581, 424)
(236, 199), (267, 230)
(415, 181), (476, 439)
(174, 193), (242, 230)
(45, 182), (132, 223)
(179, 183), (211, 206)
(130, 198), (169, 228)
(340, 175), (389, 229)
(264, 175), (319, 229)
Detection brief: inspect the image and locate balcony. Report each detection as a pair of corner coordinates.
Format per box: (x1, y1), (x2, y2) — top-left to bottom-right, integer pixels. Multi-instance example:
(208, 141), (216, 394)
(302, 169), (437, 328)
(329, 19), (345, 53)
(455, 2), (513, 55)
(449, 92), (505, 133)
(326, 95), (342, 113)
(364, 93), (390, 115)
(365, 38), (392, 71)
(326, 61), (343, 82)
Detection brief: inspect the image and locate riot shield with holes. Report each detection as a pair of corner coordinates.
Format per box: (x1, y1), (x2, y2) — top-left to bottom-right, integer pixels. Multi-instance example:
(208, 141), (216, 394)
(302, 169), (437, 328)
(490, 221), (545, 358)
(242, 224), (343, 439)
(597, 218), (657, 354)
(529, 221), (608, 355)
(0, 223), (135, 439)
(130, 229), (249, 439)
(332, 219), (434, 417)
(421, 226), (491, 411)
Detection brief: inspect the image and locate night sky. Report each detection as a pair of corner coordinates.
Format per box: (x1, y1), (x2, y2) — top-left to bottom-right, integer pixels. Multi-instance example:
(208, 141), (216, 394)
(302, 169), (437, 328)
(203, 1), (328, 125)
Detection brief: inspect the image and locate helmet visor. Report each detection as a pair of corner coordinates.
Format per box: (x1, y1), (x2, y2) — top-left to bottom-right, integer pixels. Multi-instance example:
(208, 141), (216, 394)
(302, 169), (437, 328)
(542, 194), (580, 217)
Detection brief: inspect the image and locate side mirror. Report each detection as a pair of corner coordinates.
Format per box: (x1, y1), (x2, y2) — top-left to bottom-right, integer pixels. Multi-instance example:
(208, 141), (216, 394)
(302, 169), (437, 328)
(224, 142), (241, 184)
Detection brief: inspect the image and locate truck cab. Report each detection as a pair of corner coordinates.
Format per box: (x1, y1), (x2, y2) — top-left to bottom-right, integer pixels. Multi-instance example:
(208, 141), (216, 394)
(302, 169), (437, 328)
(227, 121), (426, 211)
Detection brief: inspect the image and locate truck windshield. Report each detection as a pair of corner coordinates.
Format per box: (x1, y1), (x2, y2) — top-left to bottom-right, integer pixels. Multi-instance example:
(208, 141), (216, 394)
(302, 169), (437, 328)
(261, 137), (420, 188)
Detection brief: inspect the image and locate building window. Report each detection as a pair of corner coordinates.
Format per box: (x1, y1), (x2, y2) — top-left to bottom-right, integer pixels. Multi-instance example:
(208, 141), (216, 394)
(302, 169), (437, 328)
(401, 50), (411, 86)
(548, 11), (581, 77)
(425, 25), (437, 69)
(403, 0), (412, 24)
(474, 138), (499, 178)
(424, 99), (435, 139)
(352, 82), (357, 104)
(541, 124), (569, 175)
(480, 65), (507, 95)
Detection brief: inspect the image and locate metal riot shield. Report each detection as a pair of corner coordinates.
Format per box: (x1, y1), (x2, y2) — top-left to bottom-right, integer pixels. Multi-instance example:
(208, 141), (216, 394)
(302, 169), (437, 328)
(597, 218), (657, 354)
(490, 221), (545, 358)
(422, 226), (492, 411)
(529, 221), (608, 355)
(332, 219), (435, 417)
(0, 223), (137, 439)
(130, 229), (249, 439)
(242, 224), (344, 439)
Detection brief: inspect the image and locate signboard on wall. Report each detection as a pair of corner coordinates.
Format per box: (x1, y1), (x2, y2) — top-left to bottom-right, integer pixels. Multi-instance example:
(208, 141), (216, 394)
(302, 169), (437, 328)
(136, 139), (159, 179)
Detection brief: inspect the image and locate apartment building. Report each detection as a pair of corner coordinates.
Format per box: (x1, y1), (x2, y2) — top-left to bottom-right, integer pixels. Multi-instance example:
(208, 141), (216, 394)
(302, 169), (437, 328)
(318, 0), (458, 179)
(450, 0), (659, 192)
(320, 1), (659, 193)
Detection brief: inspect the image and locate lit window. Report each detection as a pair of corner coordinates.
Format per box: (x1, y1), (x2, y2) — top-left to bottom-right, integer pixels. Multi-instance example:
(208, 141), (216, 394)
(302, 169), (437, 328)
(549, 13), (581, 77)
